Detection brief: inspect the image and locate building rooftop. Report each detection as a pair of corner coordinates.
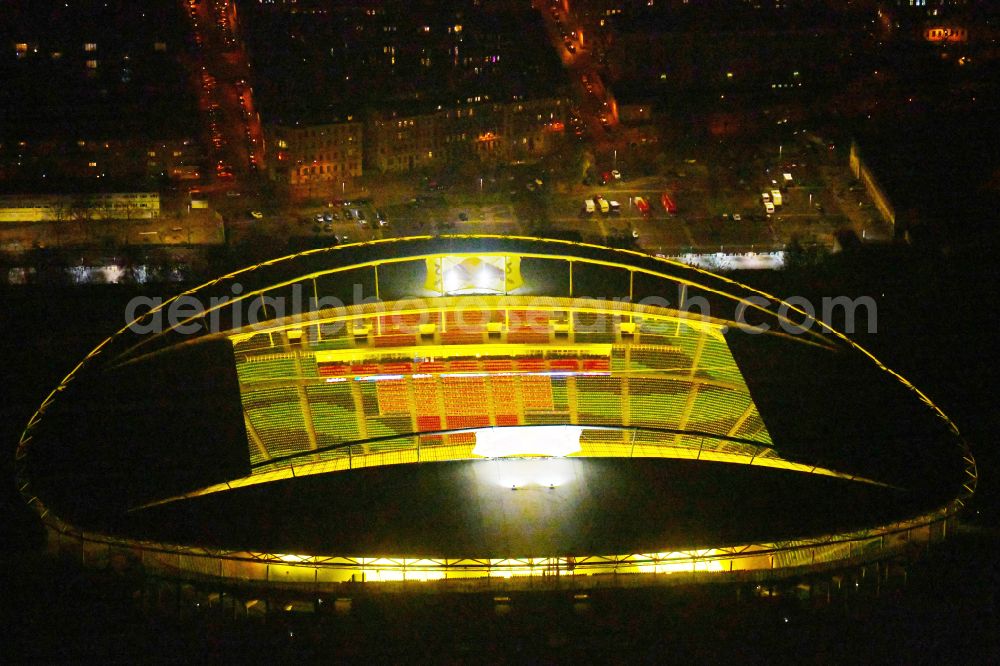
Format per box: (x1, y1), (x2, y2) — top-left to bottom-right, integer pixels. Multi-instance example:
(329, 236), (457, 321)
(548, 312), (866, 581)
(0, 0), (198, 141)
(240, 1), (566, 125)
(853, 106), (1000, 242)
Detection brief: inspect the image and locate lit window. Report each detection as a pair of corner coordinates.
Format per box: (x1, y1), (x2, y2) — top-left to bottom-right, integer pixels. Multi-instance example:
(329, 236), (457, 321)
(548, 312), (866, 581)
(84, 43), (97, 52)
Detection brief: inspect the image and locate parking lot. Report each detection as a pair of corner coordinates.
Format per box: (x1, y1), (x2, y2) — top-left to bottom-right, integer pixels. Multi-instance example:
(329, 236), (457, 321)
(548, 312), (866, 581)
(539, 132), (892, 253)
(212, 128), (891, 256)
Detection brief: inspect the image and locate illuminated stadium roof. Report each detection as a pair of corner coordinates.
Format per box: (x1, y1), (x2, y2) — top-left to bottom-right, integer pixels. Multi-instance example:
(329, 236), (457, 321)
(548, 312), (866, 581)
(17, 236), (976, 587)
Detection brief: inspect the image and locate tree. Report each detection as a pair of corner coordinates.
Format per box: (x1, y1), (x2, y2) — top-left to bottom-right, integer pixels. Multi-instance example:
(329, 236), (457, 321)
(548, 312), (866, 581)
(784, 236), (829, 272)
(68, 195), (101, 244)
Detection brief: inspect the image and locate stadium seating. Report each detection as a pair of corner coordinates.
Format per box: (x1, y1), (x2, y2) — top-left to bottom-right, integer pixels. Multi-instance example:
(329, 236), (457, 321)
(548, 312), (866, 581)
(231, 304), (772, 469)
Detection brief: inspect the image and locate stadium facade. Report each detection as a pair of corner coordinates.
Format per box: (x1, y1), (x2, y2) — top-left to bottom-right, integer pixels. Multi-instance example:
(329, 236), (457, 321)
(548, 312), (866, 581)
(17, 236), (976, 591)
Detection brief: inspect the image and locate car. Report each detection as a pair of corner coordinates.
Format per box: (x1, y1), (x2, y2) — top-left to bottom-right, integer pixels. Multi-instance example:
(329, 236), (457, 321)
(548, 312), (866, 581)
(583, 199), (596, 214)
(323, 212), (333, 222)
(631, 228), (640, 239)
(611, 169), (621, 181)
(733, 213), (742, 222)
(634, 196), (650, 215)
(458, 211), (469, 221)
(764, 201), (775, 215)
(660, 192), (677, 214)
(609, 200), (621, 214)
(761, 192), (771, 203)
(249, 210), (263, 220)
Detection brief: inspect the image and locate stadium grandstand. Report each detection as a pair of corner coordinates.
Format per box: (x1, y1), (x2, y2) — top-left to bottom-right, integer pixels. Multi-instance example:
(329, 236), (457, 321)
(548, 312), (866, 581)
(17, 236), (975, 590)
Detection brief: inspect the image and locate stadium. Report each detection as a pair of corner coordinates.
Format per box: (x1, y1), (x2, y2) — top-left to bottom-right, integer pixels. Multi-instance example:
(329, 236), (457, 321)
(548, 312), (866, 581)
(16, 236), (976, 593)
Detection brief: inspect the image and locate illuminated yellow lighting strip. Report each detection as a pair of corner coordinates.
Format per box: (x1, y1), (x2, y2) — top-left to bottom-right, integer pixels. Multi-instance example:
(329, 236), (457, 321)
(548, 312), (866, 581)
(227, 299), (732, 347)
(38, 504), (953, 585)
(112, 239), (835, 364)
(727, 403), (758, 438)
(243, 414), (270, 461)
(311, 342), (614, 365)
(134, 437), (890, 512)
(15, 236), (974, 581)
(240, 369), (745, 395)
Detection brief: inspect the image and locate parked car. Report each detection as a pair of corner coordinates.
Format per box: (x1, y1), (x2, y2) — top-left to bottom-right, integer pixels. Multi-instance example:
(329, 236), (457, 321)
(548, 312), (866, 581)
(660, 192), (677, 214)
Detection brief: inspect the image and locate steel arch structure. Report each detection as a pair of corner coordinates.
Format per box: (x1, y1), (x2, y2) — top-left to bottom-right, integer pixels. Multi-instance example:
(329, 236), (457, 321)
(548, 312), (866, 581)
(16, 236), (977, 589)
